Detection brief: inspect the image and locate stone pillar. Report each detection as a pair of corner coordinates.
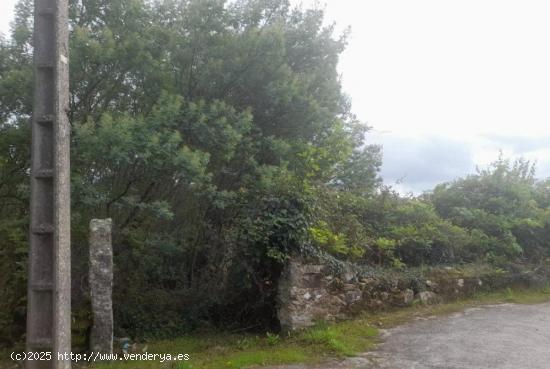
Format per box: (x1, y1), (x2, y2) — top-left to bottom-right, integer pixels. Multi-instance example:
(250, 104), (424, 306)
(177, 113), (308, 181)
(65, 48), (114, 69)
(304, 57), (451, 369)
(89, 219), (113, 354)
(277, 260), (327, 332)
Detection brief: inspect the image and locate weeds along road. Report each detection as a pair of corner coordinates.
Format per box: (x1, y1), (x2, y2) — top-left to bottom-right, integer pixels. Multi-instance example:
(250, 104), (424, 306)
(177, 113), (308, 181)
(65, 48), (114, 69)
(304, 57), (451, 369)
(262, 302), (550, 369)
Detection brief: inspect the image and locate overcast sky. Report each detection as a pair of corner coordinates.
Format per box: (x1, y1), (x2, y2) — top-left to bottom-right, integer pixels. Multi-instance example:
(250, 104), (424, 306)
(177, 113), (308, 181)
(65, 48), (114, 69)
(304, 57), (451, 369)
(2, 1), (550, 194)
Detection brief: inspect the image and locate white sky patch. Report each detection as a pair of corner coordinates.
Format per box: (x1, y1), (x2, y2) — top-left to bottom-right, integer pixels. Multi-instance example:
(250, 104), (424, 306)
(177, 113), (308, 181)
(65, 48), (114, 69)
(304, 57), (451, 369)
(0, 0), (17, 36)
(298, 0), (550, 136)
(294, 0), (550, 192)
(2, 0), (550, 193)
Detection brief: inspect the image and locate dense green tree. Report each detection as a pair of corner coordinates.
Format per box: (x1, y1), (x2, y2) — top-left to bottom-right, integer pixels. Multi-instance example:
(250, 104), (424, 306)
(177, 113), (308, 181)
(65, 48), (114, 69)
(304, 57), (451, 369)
(429, 157), (550, 263)
(0, 0), (381, 341)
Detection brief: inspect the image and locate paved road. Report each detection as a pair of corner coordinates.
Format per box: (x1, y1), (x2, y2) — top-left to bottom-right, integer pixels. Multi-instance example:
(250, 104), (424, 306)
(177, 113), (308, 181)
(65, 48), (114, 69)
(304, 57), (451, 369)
(261, 303), (550, 369)
(367, 303), (550, 369)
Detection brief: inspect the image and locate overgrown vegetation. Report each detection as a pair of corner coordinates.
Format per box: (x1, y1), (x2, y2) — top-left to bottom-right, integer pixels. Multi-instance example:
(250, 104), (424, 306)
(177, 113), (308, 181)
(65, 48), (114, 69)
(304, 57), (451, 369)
(2, 0), (550, 347)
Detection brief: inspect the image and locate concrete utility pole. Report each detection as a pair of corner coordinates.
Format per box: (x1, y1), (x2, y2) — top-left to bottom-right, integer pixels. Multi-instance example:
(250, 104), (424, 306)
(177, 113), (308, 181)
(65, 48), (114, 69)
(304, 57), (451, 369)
(27, 0), (71, 368)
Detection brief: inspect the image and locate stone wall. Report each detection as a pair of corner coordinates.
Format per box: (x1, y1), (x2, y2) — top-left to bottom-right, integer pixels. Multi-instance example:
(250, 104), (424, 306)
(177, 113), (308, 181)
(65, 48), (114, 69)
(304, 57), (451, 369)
(277, 259), (550, 331)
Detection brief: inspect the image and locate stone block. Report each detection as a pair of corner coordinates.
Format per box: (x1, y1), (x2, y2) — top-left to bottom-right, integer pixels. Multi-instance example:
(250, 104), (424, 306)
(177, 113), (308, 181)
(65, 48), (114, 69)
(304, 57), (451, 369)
(417, 291), (441, 305)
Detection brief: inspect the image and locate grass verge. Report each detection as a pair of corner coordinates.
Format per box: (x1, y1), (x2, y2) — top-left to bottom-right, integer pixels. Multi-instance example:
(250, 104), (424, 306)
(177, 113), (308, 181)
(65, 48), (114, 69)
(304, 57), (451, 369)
(4, 286), (550, 369)
(94, 285), (550, 369)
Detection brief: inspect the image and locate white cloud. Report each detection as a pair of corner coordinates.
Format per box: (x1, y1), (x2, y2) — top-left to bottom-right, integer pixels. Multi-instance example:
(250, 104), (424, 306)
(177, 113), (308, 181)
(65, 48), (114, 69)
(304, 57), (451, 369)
(374, 131), (550, 195)
(369, 131), (477, 194)
(298, 0), (550, 136)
